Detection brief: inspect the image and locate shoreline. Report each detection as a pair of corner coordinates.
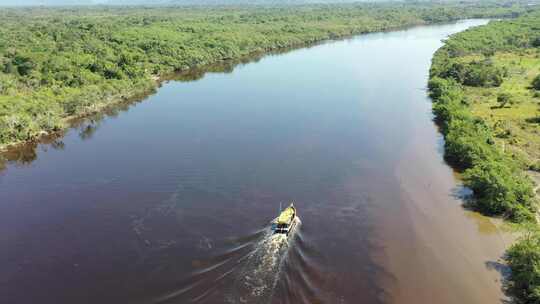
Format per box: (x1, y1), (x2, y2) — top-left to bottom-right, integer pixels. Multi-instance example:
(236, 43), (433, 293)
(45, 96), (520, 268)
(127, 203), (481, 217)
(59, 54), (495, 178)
(0, 18), (476, 154)
(0, 17), (525, 303)
(427, 11), (540, 302)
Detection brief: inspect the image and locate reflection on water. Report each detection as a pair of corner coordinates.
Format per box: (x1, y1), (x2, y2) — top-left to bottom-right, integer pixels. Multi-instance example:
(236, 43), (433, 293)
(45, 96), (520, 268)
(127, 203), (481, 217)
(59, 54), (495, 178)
(0, 47), (289, 172)
(448, 184), (504, 234)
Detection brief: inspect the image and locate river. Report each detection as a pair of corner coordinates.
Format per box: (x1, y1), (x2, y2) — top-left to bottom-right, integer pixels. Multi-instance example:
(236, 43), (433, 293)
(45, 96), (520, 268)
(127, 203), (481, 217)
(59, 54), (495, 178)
(0, 19), (513, 304)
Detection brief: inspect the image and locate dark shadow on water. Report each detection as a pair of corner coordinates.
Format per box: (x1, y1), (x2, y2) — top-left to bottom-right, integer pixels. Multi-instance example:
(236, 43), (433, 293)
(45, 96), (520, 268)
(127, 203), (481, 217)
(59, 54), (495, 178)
(162, 41), (337, 84)
(447, 174), (514, 300)
(452, 185), (505, 224)
(0, 137), (62, 168)
(485, 260), (514, 304)
(450, 184), (473, 202)
(450, 186), (508, 235)
(485, 260), (511, 278)
(0, 97), (146, 175)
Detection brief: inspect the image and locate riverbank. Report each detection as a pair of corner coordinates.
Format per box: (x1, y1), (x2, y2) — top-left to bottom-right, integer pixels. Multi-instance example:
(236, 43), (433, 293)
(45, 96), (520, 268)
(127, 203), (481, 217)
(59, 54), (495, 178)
(428, 10), (540, 302)
(0, 20), (520, 304)
(0, 2), (531, 151)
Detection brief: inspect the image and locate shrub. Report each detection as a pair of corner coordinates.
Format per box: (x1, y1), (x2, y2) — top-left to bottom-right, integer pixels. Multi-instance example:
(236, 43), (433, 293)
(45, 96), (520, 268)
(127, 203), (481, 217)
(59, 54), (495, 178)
(462, 60), (504, 87)
(497, 92), (513, 108)
(444, 119), (497, 168)
(463, 161), (536, 220)
(532, 74), (540, 90)
(532, 36), (540, 47)
(428, 77), (454, 100)
(506, 232), (540, 303)
(436, 59), (504, 87)
(529, 161), (540, 172)
(11, 55), (36, 76)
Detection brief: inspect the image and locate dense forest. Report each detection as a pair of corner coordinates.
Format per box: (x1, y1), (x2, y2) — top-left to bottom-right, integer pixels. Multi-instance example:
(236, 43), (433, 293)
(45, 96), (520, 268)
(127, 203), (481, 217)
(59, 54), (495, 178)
(429, 11), (540, 303)
(0, 2), (531, 148)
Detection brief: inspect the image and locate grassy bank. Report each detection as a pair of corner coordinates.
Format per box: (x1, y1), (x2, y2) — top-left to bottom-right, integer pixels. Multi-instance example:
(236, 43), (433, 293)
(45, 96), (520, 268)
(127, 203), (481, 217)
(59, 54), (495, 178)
(428, 10), (540, 303)
(0, 2), (531, 149)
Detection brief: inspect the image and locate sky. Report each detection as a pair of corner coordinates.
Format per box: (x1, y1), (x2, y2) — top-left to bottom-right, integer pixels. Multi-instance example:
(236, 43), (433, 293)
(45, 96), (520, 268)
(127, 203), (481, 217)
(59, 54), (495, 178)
(0, 0), (367, 6)
(0, 0), (105, 5)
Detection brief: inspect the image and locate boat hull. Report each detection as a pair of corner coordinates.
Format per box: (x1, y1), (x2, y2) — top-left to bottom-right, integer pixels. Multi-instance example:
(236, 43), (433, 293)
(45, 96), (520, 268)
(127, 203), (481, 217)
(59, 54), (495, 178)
(271, 216), (298, 236)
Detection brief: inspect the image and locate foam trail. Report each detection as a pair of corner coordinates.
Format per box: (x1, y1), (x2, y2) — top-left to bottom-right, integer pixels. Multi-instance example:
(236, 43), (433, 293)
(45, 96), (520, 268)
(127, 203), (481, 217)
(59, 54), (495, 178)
(228, 218), (300, 303)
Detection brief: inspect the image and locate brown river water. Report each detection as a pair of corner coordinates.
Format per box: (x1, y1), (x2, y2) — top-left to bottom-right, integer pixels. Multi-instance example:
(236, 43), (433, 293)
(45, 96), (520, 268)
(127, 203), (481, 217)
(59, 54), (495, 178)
(0, 20), (514, 304)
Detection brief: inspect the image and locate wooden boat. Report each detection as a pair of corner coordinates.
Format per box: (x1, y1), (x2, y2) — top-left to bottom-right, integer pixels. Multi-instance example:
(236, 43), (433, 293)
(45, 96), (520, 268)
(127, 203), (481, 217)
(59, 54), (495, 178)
(271, 203), (298, 236)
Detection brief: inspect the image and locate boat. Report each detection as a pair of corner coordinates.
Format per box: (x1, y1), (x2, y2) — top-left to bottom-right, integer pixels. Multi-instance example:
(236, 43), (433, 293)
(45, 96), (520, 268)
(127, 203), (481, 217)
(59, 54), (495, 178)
(271, 203), (298, 236)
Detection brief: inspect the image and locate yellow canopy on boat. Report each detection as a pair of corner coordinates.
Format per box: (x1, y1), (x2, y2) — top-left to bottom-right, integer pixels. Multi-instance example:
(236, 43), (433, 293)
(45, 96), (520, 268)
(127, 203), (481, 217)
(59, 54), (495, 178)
(277, 206), (295, 224)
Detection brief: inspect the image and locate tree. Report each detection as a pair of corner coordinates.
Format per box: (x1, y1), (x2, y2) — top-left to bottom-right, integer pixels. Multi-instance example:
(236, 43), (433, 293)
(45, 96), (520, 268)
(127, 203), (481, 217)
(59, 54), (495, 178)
(463, 160), (535, 221)
(12, 55), (35, 76)
(462, 60), (504, 87)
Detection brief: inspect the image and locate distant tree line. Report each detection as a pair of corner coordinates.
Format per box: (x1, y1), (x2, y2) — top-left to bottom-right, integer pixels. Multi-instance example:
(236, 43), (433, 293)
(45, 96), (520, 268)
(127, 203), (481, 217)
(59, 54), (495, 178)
(0, 2), (532, 147)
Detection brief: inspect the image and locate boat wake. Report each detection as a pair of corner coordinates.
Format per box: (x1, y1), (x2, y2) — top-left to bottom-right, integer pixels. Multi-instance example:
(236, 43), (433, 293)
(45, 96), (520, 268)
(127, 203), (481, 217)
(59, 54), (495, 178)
(227, 217), (301, 303)
(151, 218), (307, 304)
